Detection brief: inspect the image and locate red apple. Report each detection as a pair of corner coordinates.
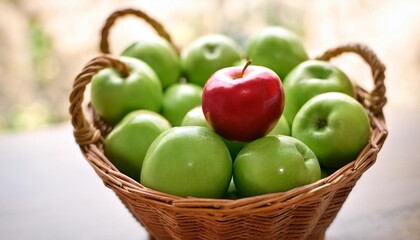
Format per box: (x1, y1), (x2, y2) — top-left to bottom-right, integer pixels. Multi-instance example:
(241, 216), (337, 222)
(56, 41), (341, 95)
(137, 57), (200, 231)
(202, 61), (284, 142)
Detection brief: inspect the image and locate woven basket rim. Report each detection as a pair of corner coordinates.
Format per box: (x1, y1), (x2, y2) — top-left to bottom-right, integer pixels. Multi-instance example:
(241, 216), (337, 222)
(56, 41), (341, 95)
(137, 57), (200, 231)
(85, 110), (386, 215)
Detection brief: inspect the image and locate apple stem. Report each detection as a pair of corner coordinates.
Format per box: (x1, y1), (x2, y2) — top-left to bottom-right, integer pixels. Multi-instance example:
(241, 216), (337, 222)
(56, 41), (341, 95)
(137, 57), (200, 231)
(116, 60), (130, 78)
(120, 68), (130, 78)
(241, 59), (252, 78)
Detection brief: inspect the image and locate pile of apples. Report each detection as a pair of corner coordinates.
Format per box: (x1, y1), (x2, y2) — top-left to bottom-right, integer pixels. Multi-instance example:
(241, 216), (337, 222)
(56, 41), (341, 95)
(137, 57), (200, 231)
(91, 26), (371, 199)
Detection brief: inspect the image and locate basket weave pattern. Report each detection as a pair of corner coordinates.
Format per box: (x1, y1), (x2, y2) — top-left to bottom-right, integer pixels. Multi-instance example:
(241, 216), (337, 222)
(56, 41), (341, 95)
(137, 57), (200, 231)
(69, 8), (388, 240)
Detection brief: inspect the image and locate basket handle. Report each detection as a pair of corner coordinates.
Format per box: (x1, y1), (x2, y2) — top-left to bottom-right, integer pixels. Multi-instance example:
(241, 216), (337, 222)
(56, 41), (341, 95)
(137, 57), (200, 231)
(315, 43), (387, 115)
(99, 8), (178, 55)
(69, 55), (129, 146)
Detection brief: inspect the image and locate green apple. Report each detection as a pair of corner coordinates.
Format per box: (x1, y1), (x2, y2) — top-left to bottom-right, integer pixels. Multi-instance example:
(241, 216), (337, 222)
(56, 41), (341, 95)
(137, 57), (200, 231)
(246, 26), (308, 80)
(225, 178), (238, 200)
(224, 140), (246, 161)
(181, 34), (243, 86)
(161, 83), (203, 126)
(181, 106), (246, 159)
(233, 135), (321, 197)
(282, 60), (355, 125)
(181, 106), (209, 127)
(141, 126), (232, 198)
(233, 58), (248, 66)
(121, 36), (181, 88)
(292, 92), (371, 171)
(90, 57), (163, 125)
(267, 115), (290, 136)
(104, 110), (171, 181)
(321, 169), (332, 178)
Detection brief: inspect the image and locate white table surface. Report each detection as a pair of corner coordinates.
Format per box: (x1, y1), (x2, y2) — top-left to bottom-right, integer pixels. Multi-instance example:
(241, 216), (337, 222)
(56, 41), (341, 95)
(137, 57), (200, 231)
(1, 106), (419, 240)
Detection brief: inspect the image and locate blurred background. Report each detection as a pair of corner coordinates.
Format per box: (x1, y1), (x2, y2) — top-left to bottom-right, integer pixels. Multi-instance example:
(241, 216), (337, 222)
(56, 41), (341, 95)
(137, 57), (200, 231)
(1, 1), (420, 239)
(0, 0), (419, 132)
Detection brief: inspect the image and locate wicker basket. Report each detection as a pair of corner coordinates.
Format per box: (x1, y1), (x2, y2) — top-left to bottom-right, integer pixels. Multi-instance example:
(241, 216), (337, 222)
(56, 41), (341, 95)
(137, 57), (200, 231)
(69, 8), (388, 240)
